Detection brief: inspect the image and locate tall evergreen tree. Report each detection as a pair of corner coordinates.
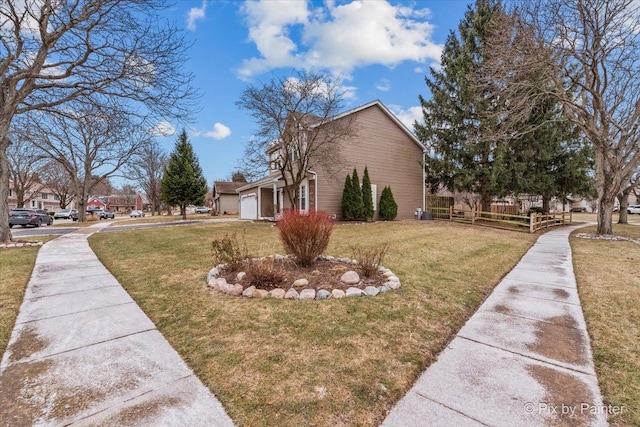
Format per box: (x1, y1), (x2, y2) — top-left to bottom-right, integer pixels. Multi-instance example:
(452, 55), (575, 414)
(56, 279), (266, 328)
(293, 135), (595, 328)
(416, 0), (505, 212)
(351, 168), (364, 220)
(362, 166), (374, 220)
(491, 95), (594, 212)
(161, 129), (208, 220)
(341, 174), (354, 220)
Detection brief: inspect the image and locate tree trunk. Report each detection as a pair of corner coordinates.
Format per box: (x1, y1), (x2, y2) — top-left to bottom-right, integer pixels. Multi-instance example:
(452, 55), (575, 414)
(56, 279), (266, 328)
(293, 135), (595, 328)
(480, 192), (492, 216)
(617, 191), (630, 224)
(597, 198), (615, 235)
(181, 204), (186, 220)
(0, 147), (12, 243)
(542, 196), (550, 214)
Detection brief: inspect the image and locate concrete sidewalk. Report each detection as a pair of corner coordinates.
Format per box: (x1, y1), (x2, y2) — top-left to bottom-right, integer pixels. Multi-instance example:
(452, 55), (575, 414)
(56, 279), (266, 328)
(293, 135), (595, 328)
(0, 222), (235, 426)
(383, 225), (607, 427)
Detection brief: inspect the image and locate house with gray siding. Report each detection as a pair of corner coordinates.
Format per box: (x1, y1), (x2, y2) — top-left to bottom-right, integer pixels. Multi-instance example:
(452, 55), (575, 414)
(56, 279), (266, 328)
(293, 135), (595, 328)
(212, 181), (244, 215)
(237, 100), (426, 220)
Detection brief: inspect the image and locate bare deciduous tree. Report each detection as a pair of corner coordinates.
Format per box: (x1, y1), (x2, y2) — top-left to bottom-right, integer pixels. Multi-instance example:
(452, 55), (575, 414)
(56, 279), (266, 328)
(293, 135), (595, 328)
(124, 140), (167, 215)
(40, 161), (75, 209)
(7, 129), (46, 207)
(29, 103), (150, 222)
(476, 0), (640, 234)
(236, 71), (357, 209)
(0, 0), (195, 242)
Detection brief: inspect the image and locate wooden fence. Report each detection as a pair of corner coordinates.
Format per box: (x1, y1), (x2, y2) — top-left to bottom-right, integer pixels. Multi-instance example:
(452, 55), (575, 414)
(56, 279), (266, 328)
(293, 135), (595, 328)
(427, 206), (572, 233)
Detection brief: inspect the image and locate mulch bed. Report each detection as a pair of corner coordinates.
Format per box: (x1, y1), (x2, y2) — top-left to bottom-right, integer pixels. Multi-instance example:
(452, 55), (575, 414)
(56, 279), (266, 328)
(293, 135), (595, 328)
(218, 258), (387, 292)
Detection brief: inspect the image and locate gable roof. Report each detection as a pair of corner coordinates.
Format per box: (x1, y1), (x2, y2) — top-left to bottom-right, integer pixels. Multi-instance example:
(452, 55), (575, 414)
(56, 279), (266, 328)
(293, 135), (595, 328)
(317, 99), (426, 152)
(213, 181), (246, 195)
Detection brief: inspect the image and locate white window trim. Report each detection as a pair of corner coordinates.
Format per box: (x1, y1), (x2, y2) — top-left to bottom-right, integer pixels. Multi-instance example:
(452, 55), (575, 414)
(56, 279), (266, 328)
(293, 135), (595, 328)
(299, 179), (309, 212)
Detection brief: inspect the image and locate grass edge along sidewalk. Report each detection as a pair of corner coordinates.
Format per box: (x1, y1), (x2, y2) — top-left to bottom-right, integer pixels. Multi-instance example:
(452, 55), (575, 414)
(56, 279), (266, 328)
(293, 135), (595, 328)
(571, 223), (640, 427)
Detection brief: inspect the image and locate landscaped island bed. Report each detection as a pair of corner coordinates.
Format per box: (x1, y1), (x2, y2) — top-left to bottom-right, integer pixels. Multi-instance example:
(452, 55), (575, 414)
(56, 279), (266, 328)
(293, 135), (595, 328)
(89, 221), (537, 426)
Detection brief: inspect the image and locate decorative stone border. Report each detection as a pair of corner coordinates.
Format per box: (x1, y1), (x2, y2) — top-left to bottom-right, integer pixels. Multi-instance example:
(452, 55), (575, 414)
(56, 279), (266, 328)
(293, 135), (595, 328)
(205, 254), (401, 300)
(0, 241), (44, 249)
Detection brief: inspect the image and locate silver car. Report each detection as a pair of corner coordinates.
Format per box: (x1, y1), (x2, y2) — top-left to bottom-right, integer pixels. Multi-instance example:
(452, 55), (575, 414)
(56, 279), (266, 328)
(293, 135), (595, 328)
(130, 210), (145, 218)
(628, 205), (640, 214)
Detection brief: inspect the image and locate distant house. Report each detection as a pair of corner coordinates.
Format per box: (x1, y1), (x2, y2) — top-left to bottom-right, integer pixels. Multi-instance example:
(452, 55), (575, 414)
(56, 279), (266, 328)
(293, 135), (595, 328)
(213, 181), (245, 215)
(106, 194), (143, 212)
(237, 100), (426, 220)
(8, 180), (75, 212)
(86, 194), (143, 212)
(86, 196), (108, 210)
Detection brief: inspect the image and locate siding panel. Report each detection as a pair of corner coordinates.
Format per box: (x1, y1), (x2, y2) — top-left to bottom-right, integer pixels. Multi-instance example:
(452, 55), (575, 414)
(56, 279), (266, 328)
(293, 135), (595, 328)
(315, 105), (423, 220)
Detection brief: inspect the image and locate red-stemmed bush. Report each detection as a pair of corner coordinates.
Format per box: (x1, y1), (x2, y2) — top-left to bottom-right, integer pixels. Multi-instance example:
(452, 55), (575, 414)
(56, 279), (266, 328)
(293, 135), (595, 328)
(277, 210), (334, 267)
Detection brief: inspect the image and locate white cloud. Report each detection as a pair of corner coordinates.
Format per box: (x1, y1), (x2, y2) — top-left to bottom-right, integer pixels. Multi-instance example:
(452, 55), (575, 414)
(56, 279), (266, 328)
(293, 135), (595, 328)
(238, 0), (442, 78)
(388, 104), (423, 132)
(187, 1), (207, 31)
(150, 121), (176, 136)
(199, 123), (232, 140)
(375, 78), (391, 92)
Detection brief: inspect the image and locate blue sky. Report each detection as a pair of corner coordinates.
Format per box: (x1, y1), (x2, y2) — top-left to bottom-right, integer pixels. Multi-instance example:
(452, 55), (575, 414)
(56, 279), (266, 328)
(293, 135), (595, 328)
(153, 0), (473, 185)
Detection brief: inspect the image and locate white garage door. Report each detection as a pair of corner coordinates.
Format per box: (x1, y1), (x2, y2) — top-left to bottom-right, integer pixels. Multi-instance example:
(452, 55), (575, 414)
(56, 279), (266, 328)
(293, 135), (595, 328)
(240, 194), (258, 220)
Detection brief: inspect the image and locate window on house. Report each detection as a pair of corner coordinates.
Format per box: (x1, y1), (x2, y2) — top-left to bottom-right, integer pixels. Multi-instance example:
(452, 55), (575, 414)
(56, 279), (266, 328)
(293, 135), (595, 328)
(31, 200), (36, 207)
(299, 184), (307, 211)
(41, 193), (48, 199)
(8, 189), (12, 197)
(289, 144), (299, 163)
(54, 194), (60, 200)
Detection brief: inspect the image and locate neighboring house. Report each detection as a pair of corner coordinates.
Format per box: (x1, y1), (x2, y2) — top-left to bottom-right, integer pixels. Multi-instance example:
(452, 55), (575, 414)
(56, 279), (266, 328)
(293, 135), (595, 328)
(237, 100), (426, 221)
(86, 196), (108, 211)
(106, 194), (143, 212)
(8, 180), (74, 211)
(213, 181), (244, 215)
(86, 194), (143, 212)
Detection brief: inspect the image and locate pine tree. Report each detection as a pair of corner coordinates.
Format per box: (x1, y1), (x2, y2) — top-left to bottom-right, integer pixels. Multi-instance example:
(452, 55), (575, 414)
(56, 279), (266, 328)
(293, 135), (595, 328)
(351, 168), (364, 220)
(341, 174), (354, 220)
(416, 0), (505, 212)
(161, 129), (208, 220)
(379, 186), (398, 221)
(362, 166), (374, 220)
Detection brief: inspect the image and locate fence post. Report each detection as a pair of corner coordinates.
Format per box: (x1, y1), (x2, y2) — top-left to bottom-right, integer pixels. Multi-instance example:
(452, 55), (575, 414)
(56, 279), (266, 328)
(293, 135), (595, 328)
(449, 205), (453, 222)
(471, 206), (475, 225)
(529, 213), (535, 233)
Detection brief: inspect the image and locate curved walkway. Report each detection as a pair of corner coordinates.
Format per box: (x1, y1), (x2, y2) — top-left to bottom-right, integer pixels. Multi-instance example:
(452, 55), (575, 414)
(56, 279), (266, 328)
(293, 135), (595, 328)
(383, 224), (607, 426)
(0, 222), (235, 426)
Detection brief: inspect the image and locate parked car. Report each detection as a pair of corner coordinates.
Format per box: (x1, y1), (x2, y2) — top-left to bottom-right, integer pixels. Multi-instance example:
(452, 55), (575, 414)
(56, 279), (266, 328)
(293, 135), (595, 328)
(130, 210), (145, 218)
(99, 210), (115, 219)
(628, 205), (640, 214)
(53, 209), (77, 219)
(9, 208), (54, 228)
(195, 206), (212, 213)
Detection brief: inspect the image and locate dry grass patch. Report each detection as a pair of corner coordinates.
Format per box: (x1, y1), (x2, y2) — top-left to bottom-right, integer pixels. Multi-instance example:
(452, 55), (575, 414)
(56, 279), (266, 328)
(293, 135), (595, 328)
(89, 220), (537, 426)
(0, 236), (57, 355)
(572, 224), (640, 426)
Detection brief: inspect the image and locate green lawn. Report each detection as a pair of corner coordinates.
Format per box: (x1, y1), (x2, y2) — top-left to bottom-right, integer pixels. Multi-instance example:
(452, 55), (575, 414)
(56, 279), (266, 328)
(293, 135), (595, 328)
(572, 223), (640, 426)
(89, 220), (537, 426)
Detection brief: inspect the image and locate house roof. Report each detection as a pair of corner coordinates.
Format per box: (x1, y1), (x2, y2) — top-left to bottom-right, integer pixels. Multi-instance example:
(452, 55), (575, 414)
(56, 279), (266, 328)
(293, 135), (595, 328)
(266, 99), (425, 155)
(321, 100), (426, 152)
(237, 99), (426, 193)
(214, 181), (246, 195)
